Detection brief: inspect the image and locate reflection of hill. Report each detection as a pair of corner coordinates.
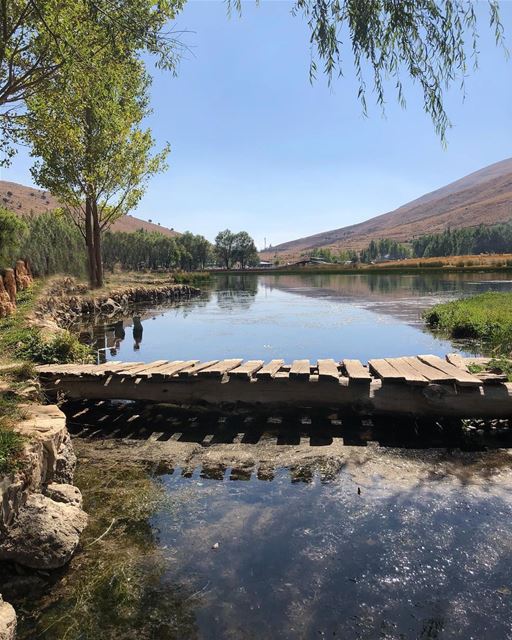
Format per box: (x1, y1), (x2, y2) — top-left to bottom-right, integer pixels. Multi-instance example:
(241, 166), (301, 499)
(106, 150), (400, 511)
(259, 272), (512, 325)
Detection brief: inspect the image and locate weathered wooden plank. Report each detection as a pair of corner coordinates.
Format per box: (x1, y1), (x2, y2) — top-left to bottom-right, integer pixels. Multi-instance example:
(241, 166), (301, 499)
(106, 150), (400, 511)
(445, 353), (469, 371)
(368, 359), (404, 381)
(317, 359), (340, 382)
(151, 361), (198, 377)
(255, 360), (285, 379)
(417, 354), (482, 386)
(290, 359), (311, 380)
(117, 360), (169, 377)
(385, 358), (429, 386)
(197, 359), (243, 378)
(343, 359), (372, 382)
(230, 360), (265, 379)
(177, 360), (218, 377)
(402, 357), (454, 383)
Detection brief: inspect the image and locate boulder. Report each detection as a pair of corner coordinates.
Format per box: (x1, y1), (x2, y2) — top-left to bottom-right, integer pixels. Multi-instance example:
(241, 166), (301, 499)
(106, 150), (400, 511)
(0, 596), (16, 640)
(54, 434), (77, 484)
(14, 260), (32, 291)
(2, 270), (16, 306)
(45, 483), (83, 509)
(0, 493), (88, 569)
(0, 277), (14, 318)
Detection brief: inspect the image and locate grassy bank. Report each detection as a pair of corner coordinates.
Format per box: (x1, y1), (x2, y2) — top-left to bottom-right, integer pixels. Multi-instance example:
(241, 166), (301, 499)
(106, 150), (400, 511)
(424, 292), (512, 354)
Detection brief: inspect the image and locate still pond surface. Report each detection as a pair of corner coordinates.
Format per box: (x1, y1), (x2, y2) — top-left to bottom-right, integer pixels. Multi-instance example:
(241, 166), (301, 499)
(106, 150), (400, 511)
(11, 272), (512, 639)
(84, 271), (512, 362)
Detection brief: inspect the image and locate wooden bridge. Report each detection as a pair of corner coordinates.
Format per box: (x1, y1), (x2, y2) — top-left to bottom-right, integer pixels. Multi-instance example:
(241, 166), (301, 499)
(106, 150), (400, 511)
(35, 354), (512, 418)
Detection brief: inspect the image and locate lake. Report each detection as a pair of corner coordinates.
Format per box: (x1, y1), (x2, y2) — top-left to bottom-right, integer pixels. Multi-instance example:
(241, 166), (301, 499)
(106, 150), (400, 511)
(9, 271), (512, 639)
(82, 271), (512, 362)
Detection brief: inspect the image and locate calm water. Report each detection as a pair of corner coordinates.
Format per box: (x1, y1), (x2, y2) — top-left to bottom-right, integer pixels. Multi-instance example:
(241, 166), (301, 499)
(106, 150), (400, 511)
(9, 271), (512, 639)
(82, 271), (512, 362)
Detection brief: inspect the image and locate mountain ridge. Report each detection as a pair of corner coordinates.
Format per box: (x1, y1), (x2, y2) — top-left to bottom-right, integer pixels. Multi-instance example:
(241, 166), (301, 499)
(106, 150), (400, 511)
(0, 180), (179, 237)
(260, 158), (512, 259)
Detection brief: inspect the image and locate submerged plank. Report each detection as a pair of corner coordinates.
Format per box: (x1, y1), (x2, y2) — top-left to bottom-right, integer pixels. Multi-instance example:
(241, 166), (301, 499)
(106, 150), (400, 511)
(418, 354), (481, 386)
(385, 358), (428, 386)
(197, 359), (244, 378)
(343, 359), (372, 382)
(230, 360), (265, 379)
(317, 359), (340, 382)
(368, 359), (404, 382)
(290, 359), (311, 380)
(256, 360), (285, 379)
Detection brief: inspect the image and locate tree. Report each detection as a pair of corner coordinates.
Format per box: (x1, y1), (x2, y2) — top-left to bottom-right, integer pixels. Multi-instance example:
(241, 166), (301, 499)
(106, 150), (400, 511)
(233, 231), (258, 269)
(1, 0), (186, 164)
(215, 229), (236, 269)
(0, 206), (28, 266)
(25, 39), (168, 287)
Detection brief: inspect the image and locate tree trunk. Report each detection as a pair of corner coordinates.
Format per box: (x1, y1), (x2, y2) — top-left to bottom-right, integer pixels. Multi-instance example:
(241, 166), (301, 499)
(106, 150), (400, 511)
(92, 199), (103, 288)
(85, 196), (97, 287)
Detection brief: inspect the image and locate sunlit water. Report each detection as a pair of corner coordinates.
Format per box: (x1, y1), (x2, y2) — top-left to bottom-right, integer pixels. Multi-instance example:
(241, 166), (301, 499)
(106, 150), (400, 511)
(7, 272), (512, 639)
(81, 272), (512, 362)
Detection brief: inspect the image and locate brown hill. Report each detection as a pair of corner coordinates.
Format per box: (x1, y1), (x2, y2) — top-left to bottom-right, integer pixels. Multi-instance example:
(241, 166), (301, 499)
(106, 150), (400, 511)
(261, 158), (512, 261)
(0, 180), (179, 237)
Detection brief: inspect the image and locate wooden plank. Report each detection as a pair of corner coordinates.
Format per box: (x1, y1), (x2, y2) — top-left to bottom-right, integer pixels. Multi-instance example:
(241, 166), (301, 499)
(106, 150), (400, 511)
(343, 359), (372, 382)
(317, 359), (340, 382)
(446, 353), (469, 371)
(229, 360), (265, 379)
(153, 360), (199, 378)
(385, 358), (429, 386)
(417, 354), (482, 386)
(289, 359), (311, 380)
(197, 359), (243, 378)
(117, 360), (169, 377)
(368, 359), (405, 382)
(177, 360), (218, 377)
(255, 360), (285, 379)
(402, 356), (454, 383)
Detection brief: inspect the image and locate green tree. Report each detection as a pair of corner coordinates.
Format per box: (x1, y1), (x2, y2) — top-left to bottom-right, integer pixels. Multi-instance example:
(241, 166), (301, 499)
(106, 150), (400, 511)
(0, 206), (28, 266)
(233, 231), (258, 269)
(215, 229), (236, 269)
(26, 40), (168, 288)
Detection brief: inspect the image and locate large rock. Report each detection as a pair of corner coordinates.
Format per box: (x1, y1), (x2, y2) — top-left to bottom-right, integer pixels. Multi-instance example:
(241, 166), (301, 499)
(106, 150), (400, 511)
(0, 493), (88, 569)
(14, 260), (32, 291)
(45, 483), (83, 508)
(0, 277), (14, 318)
(2, 270), (16, 306)
(0, 596), (16, 640)
(54, 433), (77, 484)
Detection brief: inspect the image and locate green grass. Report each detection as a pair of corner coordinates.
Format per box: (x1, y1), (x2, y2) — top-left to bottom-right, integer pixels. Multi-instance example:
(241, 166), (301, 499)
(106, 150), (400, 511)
(0, 392), (27, 474)
(424, 292), (512, 354)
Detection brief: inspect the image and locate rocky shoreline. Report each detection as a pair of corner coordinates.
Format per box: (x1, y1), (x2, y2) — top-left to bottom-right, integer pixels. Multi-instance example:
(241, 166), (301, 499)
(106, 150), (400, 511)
(0, 405), (88, 638)
(32, 277), (201, 329)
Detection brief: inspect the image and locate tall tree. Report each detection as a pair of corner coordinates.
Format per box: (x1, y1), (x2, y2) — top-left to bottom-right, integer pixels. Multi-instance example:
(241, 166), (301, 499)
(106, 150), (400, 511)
(215, 229), (236, 269)
(26, 43), (168, 287)
(233, 231), (258, 269)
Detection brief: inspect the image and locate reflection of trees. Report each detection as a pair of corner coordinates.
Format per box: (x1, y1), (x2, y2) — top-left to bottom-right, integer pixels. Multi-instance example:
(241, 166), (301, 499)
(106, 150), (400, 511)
(214, 274), (258, 311)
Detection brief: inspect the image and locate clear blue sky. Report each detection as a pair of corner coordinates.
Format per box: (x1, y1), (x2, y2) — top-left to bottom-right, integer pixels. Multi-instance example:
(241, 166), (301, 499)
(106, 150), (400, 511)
(2, 1), (512, 248)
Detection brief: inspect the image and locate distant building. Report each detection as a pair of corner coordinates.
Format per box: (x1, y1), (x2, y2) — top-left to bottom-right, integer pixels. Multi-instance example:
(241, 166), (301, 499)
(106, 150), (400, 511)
(258, 261), (274, 268)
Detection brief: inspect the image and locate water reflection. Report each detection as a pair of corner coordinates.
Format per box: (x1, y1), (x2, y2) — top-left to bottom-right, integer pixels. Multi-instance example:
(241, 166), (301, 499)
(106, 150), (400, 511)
(77, 272), (512, 363)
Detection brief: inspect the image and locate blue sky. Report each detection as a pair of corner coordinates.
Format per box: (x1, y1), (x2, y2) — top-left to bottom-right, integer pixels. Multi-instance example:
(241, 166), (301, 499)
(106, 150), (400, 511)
(2, 1), (512, 248)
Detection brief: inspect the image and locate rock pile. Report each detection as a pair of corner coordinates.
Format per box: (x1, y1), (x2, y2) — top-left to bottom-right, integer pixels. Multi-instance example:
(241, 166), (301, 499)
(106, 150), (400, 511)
(0, 261), (32, 318)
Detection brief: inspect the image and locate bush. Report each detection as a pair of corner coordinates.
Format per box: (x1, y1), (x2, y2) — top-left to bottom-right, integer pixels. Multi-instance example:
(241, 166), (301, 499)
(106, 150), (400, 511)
(13, 328), (94, 364)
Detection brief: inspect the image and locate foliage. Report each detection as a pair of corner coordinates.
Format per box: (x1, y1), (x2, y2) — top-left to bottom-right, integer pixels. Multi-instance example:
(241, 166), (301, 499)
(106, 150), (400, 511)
(0, 206), (28, 266)
(12, 328), (94, 364)
(21, 210), (86, 277)
(214, 229), (258, 269)
(1, 0), (186, 164)
(424, 292), (512, 354)
(412, 223), (512, 258)
(0, 422), (24, 475)
(102, 229), (212, 272)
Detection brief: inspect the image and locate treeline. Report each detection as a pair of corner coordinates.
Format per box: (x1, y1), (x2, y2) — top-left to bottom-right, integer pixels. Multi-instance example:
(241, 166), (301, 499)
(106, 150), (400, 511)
(0, 207), (260, 275)
(308, 239), (411, 264)
(412, 223), (512, 258)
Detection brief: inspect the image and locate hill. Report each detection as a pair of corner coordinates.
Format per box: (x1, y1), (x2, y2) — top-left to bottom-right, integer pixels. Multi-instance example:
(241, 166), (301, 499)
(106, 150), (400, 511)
(0, 180), (179, 237)
(260, 158), (512, 261)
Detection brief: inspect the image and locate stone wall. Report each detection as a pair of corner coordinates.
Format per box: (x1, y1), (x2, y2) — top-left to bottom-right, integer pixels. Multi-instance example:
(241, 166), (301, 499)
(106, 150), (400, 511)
(0, 405), (87, 638)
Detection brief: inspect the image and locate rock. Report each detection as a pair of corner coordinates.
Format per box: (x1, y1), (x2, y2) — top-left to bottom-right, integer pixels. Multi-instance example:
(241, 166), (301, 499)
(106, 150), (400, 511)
(0, 493), (88, 569)
(0, 277), (14, 318)
(54, 434), (77, 484)
(14, 260), (32, 291)
(45, 483), (83, 508)
(2, 270), (16, 306)
(0, 596), (16, 640)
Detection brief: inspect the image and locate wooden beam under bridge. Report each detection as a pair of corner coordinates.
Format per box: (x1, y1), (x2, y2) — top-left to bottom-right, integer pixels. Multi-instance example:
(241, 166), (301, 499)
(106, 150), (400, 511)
(35, 354), (512, 418)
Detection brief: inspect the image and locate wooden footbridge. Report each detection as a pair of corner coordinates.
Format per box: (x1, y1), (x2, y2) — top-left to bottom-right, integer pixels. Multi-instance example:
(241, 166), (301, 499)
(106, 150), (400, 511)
(36, 354), (512, 418)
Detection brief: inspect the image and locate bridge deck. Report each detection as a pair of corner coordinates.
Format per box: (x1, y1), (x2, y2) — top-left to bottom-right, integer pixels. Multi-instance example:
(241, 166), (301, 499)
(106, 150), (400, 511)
(36, 354), (512, 418)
